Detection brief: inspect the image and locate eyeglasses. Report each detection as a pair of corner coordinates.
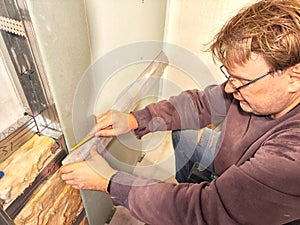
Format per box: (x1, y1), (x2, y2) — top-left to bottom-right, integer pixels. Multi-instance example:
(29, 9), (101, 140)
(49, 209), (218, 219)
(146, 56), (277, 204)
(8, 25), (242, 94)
(220, 65), (273, 91)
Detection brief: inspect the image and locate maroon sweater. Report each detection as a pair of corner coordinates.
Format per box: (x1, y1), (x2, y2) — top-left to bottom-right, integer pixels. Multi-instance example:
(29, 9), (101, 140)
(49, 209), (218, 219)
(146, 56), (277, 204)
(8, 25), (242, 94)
(109, 84), (300, 225)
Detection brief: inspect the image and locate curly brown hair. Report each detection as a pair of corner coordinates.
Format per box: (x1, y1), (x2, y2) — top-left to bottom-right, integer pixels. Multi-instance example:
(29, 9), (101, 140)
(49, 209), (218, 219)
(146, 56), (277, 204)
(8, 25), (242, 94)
(210, 0), (300, 71)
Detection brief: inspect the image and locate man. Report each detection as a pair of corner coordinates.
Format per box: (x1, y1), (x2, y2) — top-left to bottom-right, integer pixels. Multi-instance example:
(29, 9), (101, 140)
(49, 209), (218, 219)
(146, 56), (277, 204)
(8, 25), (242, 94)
(60, 0), (300, 224)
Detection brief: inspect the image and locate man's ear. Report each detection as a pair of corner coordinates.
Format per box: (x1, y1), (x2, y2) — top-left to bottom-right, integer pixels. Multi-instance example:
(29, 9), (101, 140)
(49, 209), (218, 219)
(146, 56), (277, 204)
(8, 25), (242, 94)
(287, 63), (300, 92)
(292, 63), (300, 74)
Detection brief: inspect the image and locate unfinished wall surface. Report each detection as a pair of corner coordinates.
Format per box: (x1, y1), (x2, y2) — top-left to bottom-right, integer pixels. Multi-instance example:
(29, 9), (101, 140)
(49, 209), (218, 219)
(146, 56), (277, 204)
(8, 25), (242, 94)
(0, 44), (23, 132)
(25, 0), (91, 148)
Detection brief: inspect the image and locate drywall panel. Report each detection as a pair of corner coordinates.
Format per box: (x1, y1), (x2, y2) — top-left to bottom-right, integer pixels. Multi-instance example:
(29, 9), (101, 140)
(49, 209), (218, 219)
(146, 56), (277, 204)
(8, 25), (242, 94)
(25, 0), (91, 147)
(83, 0), (168, 116)
(85, 0), (167, 60)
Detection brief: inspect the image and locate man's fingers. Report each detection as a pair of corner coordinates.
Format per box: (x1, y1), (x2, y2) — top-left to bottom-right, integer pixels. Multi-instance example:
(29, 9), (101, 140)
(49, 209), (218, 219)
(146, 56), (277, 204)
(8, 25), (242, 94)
(60, 165), (73, 174)
(95, 128), (116, 137)
(96, 112), (106, 121)
(71, 185), (82, 190)
(94, 122), (114, 136)
(65, 179), (85, 189)
(96, 110), (113, 125)
(60, 163), (80, 174)
(59, 163), (75, 173)
(95, 120), (113, 131)
(61, 172), (75, 181)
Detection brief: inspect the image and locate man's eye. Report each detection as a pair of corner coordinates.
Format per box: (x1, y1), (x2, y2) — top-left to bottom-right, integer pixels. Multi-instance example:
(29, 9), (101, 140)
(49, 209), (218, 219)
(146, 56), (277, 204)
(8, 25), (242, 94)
(239, 78), (251, 83)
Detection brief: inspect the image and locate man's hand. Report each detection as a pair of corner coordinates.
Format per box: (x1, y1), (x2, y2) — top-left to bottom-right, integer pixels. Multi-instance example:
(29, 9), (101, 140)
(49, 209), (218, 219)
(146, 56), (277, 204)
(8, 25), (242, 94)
(60, 146), (117, 192)
(94, 109), (138, 137)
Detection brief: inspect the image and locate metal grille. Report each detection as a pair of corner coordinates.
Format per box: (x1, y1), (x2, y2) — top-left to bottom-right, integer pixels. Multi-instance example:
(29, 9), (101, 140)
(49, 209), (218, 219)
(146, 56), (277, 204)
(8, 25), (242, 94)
(0, 16), (26, 37)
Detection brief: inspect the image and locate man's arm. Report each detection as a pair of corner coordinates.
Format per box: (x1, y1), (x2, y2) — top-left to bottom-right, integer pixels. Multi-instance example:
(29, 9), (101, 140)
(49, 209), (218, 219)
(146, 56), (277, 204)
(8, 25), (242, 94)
(132, 84), (230, 139)
(109, 128), (300, 225)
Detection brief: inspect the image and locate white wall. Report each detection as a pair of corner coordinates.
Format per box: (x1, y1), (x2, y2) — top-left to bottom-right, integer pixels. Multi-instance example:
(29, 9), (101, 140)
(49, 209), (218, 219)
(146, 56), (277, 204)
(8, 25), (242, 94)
(162, 0), (255, 97)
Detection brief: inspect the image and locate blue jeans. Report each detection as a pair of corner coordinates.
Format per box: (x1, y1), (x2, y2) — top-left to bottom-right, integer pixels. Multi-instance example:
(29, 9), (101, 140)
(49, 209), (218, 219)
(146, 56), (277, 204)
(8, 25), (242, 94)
(172, 128), (221, 183)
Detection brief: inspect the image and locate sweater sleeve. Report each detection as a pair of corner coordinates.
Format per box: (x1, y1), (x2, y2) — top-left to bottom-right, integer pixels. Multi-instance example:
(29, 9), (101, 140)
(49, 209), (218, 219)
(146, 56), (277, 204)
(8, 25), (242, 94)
(132, 84), (231, 139)
(109, 127), (300, 225)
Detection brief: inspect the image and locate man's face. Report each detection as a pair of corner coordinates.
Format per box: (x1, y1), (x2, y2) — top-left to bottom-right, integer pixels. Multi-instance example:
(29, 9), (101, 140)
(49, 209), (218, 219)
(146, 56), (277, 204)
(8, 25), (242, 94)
(224, 53), (292, 119)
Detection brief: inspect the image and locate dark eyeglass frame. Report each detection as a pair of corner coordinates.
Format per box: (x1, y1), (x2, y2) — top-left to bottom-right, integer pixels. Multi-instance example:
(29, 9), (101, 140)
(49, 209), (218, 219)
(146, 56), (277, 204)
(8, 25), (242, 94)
(220, 65), (273, 91)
